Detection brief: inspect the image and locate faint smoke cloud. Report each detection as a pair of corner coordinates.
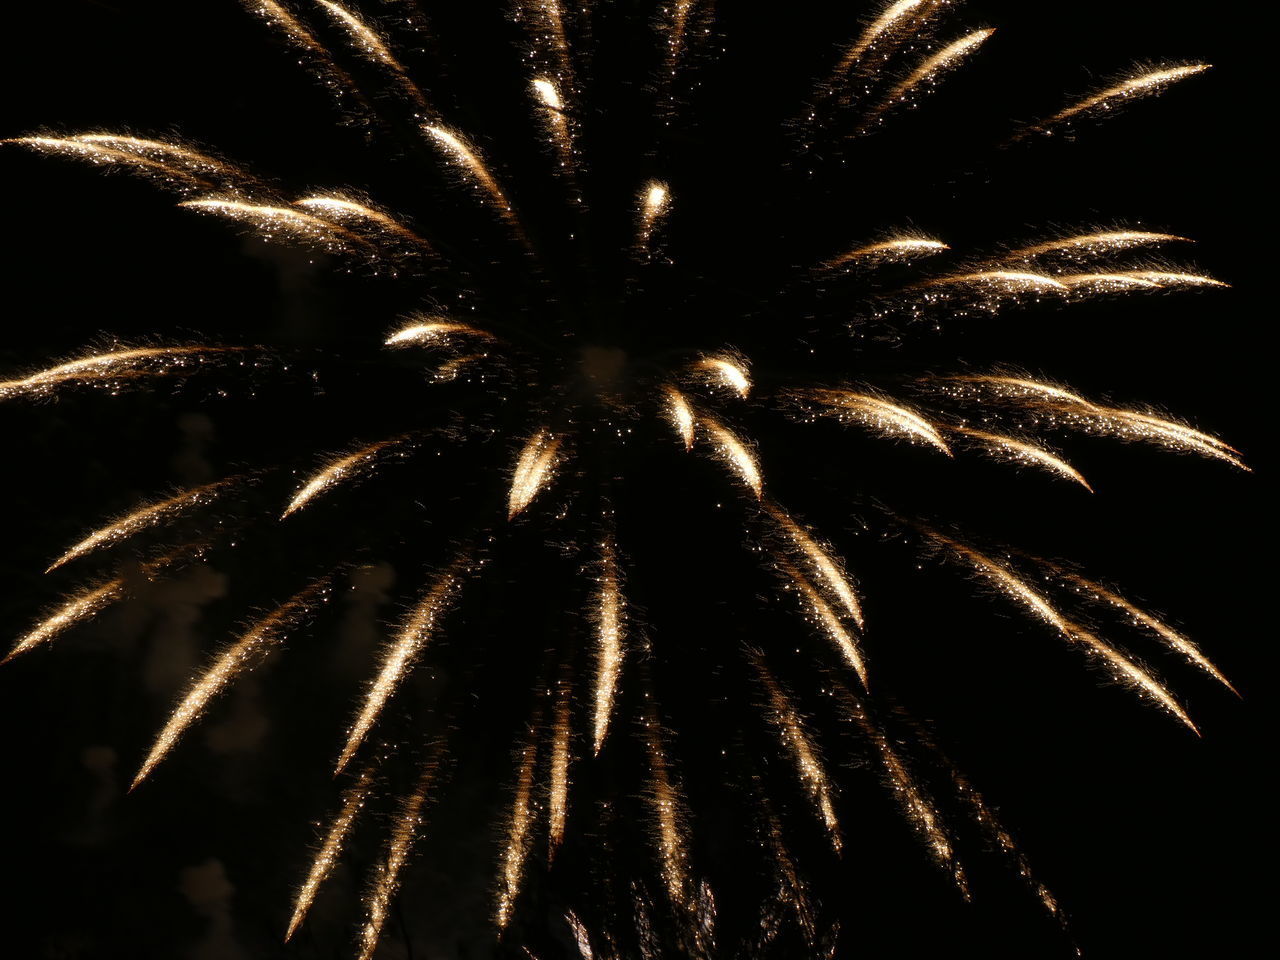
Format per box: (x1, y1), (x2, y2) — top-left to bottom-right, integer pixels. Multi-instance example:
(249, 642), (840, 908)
(335, 562), (395, 676)
(178, 858), (248, 960)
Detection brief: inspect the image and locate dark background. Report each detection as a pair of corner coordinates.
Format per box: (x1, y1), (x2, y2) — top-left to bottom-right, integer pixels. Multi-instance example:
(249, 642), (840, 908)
(0, 1), (1269, 958)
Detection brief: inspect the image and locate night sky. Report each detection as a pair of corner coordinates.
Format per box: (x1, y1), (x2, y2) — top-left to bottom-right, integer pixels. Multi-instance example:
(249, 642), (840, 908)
(0, 2), (1269, 958)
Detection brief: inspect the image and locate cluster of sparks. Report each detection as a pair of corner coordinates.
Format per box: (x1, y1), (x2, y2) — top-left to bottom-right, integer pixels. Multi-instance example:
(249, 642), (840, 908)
(2, 1), (1243, 958)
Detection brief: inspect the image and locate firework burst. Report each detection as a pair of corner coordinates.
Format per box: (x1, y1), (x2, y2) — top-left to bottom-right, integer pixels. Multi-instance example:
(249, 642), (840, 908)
(1, 1), (1247, 957)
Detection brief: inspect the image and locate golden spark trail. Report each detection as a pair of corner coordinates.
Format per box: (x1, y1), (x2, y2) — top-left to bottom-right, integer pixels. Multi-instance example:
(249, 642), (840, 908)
(315, 0), (430, 112)
(695, 356), (751, 398)
(180, 198), (371, 251)
(636, 180), (670, 252)
(1109, 270), (1227, 288)
(643, 715), (691, 908)
(1057, 272), (1161, 292)
(950, 425), (1092, 490)
(832, 0), (930, 78)
(921, 529), (1198, 732)
(422, 125), (525, 238)
(1018, 64), (1211, 139)
(917, 270), (1067, 292)
(1001, 230), (1190, 260)
(6, 134), (260, 193)
(548, 676), (573, 857)
(662, 385), (696, 451)
(296, 195), (429, 248)
(531, 77), (577, 175)
(565, 910), (594, 959)
(337, 559), (470, 772)
(385, 318), (492, 346)
(48, 479), (234, 572)
(933, 373), (1091, 406)
(358, 760), (438, 960)
(701, 419), (762, 497)
(1057, 570), (1237, 695)
(592, 540), (625, 755)
(4, 136), (209, 188)
(840, 692), (961, 884)
(824, 235), (948, 267)
(133, 578), (332, 788)
(755, 661), (841, 852)
(285, 764), (376, 942)
(497, 730), (539, 929)
(283, 439), (404, 518)
(800, 388), (951, 454)
(508, 429), (563, 519)
(779, 561), (869, 686)
(765, 503), (864, 627)
(1, 346), (237, 400)
(1038, 401), (1246, 469)
(7, 578), (126, 662)
(863, 28), (994, 127)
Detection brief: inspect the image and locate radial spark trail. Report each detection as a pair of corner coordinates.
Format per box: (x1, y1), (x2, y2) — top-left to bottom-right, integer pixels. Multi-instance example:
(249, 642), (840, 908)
(922, 529), (1198, 732)
(755, 661), (841, 851)
(423, 125), (524, 237)
(337, 559), (471, 772)
(1, 345), (238, 400)
(133, 578), (332, 788)
(863, 28), (994, 129)
(283, 439), (404, 518)
(765, 504), (864, 627)
(662, 385), (696, 451)
(548, 676), (573, 856)
(950, 426), (1091, 489)
(497, 730), (539, 928)
(285, 764), (377, 942)
(701, 419), (762, 497)
(643, 715), (691, 909)
(315, 0), (430, 111)
(592, 540), (625, 755)
(831, 0), (930, 79)
(180, 198), (371, 251)
(779, 561), (869, 686)
(49, 479), (234, 572)
(296, 195), (428, 248)
(1000, 230), (1190, 261)
(636, 180), (670, 252)
(358, 760), (439, 960)
(8, 578), (127, 662)
(6, 134), (258, 193)
(385, 317), (492, 346)
(824, 236), (948, 267)
(798, 388), (951, 454)
(508, 429), (563, 519)
(1018, 64), (1211, 139)
(695, 355), (751, 398)
(531, 77), (577, 176)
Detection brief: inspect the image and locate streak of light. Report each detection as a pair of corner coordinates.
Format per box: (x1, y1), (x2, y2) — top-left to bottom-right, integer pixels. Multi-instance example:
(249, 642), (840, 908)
(592, 540), (625, 755)
(496, 731), (539, 928)
(950, 425), (1092, 489)
(133, 577), (332, 788)
(701, 419), (762, 497)
(283, 439), (403, 518)
(508, 429), (563, 519)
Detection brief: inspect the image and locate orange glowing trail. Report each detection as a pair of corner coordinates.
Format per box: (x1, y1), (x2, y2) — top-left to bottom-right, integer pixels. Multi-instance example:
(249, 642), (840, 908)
(831, 0), (931, 79)
(283, 439), (404, 518)
(949, 425), (1092, 490)
(798, 388), (951, 455)
(49, 479), (234, 572)
(423, 125), (526, 239)
(591, 540), (625, 755)
(999, 230), (1190, 261)
(180, 198), (373, 251)
(133, 578), (332, 788)
(358, 759), (439, 960)
(1, 346), (239, 400)
(765, 503), (864, 627)
(643, 714), (691, 909)
(921, 528), (1198, 733)
(778, 560), (869, 687)
(285, 764), (377, 942)
(1017, 64), (1211, 140)
(548, 676), (573, 857)
(296, 195), (430, 248)
(508, 429), (563, 519)
(636, 180), (670, 252)
(824, 235), (948, 267)
(701, 419), (762, 498)
(315, 0), (431, 112)
(496, 730), (539, 928)
(662, 384), (696, 451)
(337, 558), (472, 772)
(861, 29), (995, 129)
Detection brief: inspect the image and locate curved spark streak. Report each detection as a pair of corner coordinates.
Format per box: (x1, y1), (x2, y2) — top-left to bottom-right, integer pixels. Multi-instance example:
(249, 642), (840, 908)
(756, 662), (841, 851)
(296, 195), (428, 247)
(936, 373), (1093, 406)
(48, 480), (233, 571)
(921, 270), (1067, 291)
(283, 439), (402, 518)
(1001, 231), (1190, 260)
(315, 0), (430, 112)
(644, 718), (691, 909)
(662, 385), (696, 451)
(825, 236), (948, 267)
(7, 578), (126, 662)
(531, 77), (576, 174)
(1112, 270), (1227, 288)
(384, 319), (491, 347)
(1057, 273), (1161, 291)
(1059, 571), (1237, 695)
(869, 28), (995, 123)
(337, 561), (469, 772)
(926, 531), (1197, 733)
(508, 430), (563, 519)
(951, 426), (1092, 490)
(591, 542), (625, 755)
(423, 125), (523, 232)
(781, 562), (869, 687)
(697, 356), (751, 398)
(6, 135), (254, 192)
(1, 346), (236, 399)
(497, 733), (540, 928)
(548, 677), (573, 856)
(132, 579), (331, 789)
(766, 504), (865, 627)
(358, 762), (438, 960)
(803, 389), (951, 455)
(832, 0), (929, 76)
(1024, 64), (1211, 137)
(701, 420), (762, 497)
(285, 764), (376, 942)
(180, 198), (368, 249)
(637, 180), (670, 250)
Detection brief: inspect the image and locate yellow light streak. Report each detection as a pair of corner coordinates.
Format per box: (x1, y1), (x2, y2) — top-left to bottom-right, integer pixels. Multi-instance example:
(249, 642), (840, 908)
(283, 439), (403, 518)
(496, 731), (539, 928)
(950, 425), (1092, 490)
(592, 540), (625, 755)
(508, 429), (563, 519)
